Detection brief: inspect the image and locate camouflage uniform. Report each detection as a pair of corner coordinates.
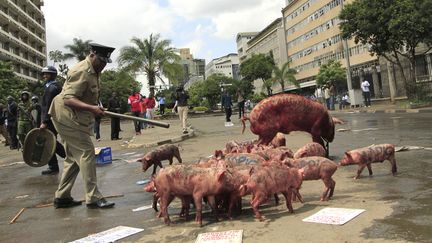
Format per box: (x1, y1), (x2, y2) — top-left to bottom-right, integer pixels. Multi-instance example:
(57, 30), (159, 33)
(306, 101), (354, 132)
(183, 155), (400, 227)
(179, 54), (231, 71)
(17, 97), (34, 146)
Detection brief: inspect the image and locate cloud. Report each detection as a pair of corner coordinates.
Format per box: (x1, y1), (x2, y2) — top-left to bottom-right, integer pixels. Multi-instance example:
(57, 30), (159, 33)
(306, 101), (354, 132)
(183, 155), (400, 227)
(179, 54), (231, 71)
(168, 0), (284, 40)
(43, 0), (175, 63)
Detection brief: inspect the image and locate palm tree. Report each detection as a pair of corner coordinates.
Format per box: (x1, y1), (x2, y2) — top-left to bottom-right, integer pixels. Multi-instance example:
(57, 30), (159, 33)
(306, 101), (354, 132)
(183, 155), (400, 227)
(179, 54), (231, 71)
(63, 38), (92, 61)
(271, 62), (299, 93)
(117, 34), (182, 94)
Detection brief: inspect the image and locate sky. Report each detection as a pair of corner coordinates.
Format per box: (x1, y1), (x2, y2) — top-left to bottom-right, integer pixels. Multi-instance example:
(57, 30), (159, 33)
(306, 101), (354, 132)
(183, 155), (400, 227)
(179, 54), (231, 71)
(42, 0), (286, 94)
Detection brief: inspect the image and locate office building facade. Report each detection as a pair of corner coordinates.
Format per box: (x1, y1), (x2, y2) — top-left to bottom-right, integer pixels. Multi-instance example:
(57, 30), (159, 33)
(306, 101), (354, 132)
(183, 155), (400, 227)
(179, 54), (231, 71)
(282, 0), (381, 96)
(0, 0), (47, 83)
(205, 53), (240, 81)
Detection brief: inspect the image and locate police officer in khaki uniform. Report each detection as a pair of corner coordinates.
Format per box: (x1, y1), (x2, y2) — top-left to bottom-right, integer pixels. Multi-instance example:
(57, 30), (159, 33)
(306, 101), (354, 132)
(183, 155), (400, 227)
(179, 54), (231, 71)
(49, 43), (115, 209)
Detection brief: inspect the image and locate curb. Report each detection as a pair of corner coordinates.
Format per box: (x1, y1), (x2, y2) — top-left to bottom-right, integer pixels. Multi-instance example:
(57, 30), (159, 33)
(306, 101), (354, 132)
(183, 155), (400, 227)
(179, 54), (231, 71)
(332, 108), (432, 114)
(125, 129), (196, 149)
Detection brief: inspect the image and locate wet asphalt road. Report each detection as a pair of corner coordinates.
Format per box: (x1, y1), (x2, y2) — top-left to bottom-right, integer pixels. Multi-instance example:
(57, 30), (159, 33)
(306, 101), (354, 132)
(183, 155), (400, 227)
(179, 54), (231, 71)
(0, 112), (431, 242)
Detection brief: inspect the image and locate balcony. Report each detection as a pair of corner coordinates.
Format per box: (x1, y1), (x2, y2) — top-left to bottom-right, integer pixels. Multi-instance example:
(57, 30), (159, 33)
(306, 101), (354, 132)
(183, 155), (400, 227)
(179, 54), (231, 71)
(7, 0), (45, 32)
(0, 28), (46, 59)
(0, 45), (44, 71)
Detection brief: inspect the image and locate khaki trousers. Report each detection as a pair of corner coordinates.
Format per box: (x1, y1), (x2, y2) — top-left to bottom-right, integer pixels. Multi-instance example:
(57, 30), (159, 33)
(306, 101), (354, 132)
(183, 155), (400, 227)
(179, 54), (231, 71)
(52, 120), (103, 203)
(177, 106), (188, 131)
(0, 124), (10, 144)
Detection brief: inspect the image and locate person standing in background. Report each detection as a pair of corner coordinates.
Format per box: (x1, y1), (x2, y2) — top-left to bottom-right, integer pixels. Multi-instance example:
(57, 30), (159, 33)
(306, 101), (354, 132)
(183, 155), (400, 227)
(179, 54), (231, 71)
(17, 91), (34, 147)
(6, 96), (18, 150)
(31, 96), (41, 128)
(361, 79), (371, 107)
(221, 90), (233, 126)
(140, 95), (147, 130)
(107, 91), (121, 140)
(236, 89), (245, 119)
(128, 91), (141, 135)
(158, 95), (166, 115)
(0, 103), (10, 147)
(145, 93), (156, 128)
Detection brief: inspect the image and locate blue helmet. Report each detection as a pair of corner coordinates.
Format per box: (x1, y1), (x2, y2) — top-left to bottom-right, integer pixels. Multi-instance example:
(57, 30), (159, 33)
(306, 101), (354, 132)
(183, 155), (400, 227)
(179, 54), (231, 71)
(41, 66), (57, 75)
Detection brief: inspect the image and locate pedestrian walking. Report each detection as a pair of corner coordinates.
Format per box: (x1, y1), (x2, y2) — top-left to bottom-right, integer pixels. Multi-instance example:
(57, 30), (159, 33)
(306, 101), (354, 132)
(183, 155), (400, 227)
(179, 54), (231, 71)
(221, 90), (233, 126)
(48, 43), (116, 209)
(107, 91), (121, 140)
(17, 91), (35, 147)
(40, 66), (64, 175)
(237, 89), (245, 119)
(140, 95), (148, 129)
(173, 86), (189, 134)
(329, 83), (336, 110)
(361, 79), (371, 107)
(0, 103), (11, 146)
(128, 91), (141, 135)
(6, 96), (18, 150)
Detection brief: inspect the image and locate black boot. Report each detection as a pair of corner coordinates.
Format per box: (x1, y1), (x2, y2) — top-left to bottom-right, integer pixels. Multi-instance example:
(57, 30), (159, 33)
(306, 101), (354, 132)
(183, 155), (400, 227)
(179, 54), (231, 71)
(54, 197), (82, 208)
(41, 168), (59, 175)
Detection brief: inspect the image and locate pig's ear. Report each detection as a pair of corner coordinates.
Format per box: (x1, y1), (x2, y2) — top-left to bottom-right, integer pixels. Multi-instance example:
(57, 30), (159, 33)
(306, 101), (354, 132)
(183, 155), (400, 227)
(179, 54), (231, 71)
(332, 117), (344, 125)
(249, 167), (255, 176)
(137, 158), (143, 163)
(217, 171), (227, 181)
(344, 151), (352, 157)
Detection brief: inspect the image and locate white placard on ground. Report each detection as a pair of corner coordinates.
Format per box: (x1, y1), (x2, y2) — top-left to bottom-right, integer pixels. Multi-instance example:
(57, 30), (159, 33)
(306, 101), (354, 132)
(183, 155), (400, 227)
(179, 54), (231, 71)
(195, 230), (243, 243)
(302, 207), (365, 225)
(70, 226), (144, 243)
(132, 205), (153, 212)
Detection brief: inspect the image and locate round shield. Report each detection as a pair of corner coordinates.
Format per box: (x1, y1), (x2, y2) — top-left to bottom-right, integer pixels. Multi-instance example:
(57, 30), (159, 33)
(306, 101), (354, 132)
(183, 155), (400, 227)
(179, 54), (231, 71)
(23, 128), (56, 167)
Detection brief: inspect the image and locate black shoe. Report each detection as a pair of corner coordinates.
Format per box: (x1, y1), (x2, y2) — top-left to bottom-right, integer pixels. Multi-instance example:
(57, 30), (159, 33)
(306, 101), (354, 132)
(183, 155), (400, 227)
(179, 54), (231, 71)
(86, 198), (115, 209)
(41, 168), (59, 175)
(54, 197), (82, 209)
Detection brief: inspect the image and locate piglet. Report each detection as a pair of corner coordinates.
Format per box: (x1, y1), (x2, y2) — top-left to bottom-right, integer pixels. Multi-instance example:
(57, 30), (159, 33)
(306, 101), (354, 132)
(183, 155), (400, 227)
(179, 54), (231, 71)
(284, 156), (338, 201)
(294, 142), (326, 159)
(137, 144), (182, 175)
(154, 165), (235, 226)
(339, 144), (397, 179)
(239, 165), (303, 221)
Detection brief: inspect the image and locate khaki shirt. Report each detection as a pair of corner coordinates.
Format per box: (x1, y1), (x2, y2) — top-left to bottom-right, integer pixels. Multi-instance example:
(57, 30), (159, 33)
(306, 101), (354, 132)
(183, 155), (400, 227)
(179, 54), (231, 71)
(49, 56), (99, 134)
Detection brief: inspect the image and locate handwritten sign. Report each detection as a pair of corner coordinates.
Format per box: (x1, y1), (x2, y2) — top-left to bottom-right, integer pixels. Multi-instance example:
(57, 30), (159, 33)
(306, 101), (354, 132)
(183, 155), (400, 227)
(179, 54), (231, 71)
(302, 208), (365, 225)
(195, 230), (243, 243)
(70, 226), (143, 243)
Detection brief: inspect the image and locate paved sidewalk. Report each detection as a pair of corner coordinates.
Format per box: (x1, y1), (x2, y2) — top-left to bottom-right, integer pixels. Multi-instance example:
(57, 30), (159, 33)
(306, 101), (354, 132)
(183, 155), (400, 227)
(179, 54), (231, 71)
(331, 104), (432, 114)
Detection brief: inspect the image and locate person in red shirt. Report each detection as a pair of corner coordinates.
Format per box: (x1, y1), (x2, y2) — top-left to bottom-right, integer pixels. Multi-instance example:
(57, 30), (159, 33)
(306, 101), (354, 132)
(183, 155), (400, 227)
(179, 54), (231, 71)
(128, 91), (141, 135)
(144, 93), (156, 128)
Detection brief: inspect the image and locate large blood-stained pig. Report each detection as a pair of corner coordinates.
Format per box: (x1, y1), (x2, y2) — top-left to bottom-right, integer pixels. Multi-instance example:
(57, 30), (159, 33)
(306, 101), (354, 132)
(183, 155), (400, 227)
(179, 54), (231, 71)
(284, 156), (338, 201)
(339, 144), (397, 179)
(137, 144), (182, 175)
(294, 142), (327, 159)
(154, 165), (236, 226)
(239, 165), (303, 221)
(241, 94), (342, 147)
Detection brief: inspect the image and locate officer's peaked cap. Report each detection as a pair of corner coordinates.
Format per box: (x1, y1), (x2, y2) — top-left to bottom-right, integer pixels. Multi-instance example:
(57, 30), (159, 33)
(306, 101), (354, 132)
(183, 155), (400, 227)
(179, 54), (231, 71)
(89, 43), (115, 63)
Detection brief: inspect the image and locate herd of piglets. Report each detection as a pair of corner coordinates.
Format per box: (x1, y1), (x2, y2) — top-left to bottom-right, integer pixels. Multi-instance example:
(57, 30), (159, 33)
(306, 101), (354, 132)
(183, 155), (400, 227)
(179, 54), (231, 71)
(137, 94), (398, 227)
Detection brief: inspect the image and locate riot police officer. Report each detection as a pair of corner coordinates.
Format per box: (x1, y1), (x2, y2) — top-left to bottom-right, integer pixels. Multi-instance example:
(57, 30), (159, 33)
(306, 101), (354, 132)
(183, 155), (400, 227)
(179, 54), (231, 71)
(31, 96), (41, 128)
(6, 96), (18, 149)
(17, 91), (34, 147)
(40, 66), (63, 175)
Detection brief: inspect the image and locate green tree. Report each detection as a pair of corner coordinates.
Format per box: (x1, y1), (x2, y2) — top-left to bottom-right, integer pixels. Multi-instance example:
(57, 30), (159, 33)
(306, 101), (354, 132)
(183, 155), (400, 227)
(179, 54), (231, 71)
(117, 34), (183, 95)
(240, 54), (275, 96)
(340, 0), (432, 99)
(63, 38), (92, 61)
(0, 61), (29, 102)
(48, 50), (65, 66)
(316, 60), (346, 88)
(271, 62), (299, 92)
(99, 69), (142, 113)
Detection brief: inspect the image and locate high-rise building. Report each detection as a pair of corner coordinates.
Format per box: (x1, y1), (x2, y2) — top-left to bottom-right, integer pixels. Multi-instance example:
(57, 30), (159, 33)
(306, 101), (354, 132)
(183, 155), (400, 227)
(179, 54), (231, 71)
(282, 0), (381, 95)
(0, 0), (47, 83)
(205, 53), (240, 80)
(236, 32), (258, 63)
(177, 48), (206, 88)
